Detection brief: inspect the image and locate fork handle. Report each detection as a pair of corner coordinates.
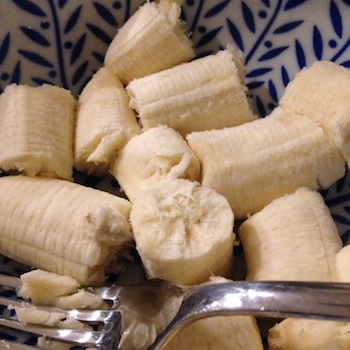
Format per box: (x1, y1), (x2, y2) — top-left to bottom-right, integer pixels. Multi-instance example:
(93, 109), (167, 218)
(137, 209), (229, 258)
(149, 281), (350, 350)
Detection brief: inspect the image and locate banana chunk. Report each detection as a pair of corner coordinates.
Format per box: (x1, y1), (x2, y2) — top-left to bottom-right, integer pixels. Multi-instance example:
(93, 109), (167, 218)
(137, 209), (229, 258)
(112, 125), (200, 202)
(239, 187), (342, 281)
(104, 0), (194, 85)
(19, 270), (106, 309)
(130, 179), (235, 285)
(268, 244), (350, 349)
(335, 244), (350, 282)
(0, 84), (75, 180)
(126, 46), (256, 137)
(164, 276), (263, 350)
(268, 318), (350, 350)
(0, 175), (132, 285)
(187, 107), (345, 218)
(280, 61), (350, 165)
(74, 67), (141, 176)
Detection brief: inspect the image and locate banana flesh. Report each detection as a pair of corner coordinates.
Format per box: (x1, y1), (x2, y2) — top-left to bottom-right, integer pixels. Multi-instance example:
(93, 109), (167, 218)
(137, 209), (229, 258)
(268, 319), (350, 350)
(268, 245), (350, 349)
(0, 175), (132, 285)
(126, 46), (256, 137)
(238, 186), (350, 348)
(187, 107), (345, 219)
(239, 187), (342, 281)
(104, 0), (194, 85)
(0, 84), (75, 181)
(164, 315), (263, 350)
(130, 179), (235, 285)
(19, 269), (107, 309)
(163, 276), (263, 350)
(74, 67), (141, 176)
(111, 125), (200, 202)
(280, 61), (350, 166)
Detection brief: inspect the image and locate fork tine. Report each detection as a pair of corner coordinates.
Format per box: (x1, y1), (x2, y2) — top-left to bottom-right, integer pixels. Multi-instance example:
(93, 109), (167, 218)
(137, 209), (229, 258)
(0, 313), (121, 349)
(0, 274), (22, 289)
(0, 292), (120, 323)
(0, 273), (122, 350)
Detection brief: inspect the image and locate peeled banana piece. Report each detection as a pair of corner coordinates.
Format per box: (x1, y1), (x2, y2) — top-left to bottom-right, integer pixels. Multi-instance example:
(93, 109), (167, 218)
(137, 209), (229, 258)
(0, 175), (132, 285)
(187, 107), (345, 218)
(163, 276), (263, 350)
(104, 0), (194, 85)
(280, 61), (350, 166)
(130, 179), (235, 285)
(126, 46), (256, 136)
(335, 244), (350, 282)
(268, 244), (350, 349)
(268, 318), (350, 350)
(19, 270), (107, 309)
(239, 187), (342, 281)
(0, 84), (75, 180)
(112, 125), (200, 202)
(74, 67), (141, 176)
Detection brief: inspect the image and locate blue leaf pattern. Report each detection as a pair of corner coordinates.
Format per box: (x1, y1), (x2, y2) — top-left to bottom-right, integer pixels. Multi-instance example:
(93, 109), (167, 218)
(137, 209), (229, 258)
(281, 65), (290, 86)
(86, 23), (112, 44)
(64, 5), (82, 34)
(268, 79), (278, 101)
(72, 60), (89, 86)
(295, 39), (306, 68)
(341, 60), (350, 67)
(246, 67), (273, 78)
(330, 0), (342, 38)
(70, 33), (86, 65)
(242, 1), (256, 33)
(284, 0), (308, 10)
(58, 0), (68, 9)
(312, 25), (323, 60)
(260, 0), (270, 7)
(226, 19), (244, 51)
(258, 46), (288, 61)
(20, 27), (50, 47)
(11, 61), (21, 83)
(18, 50), (54, 67)
(93, 2), (118, 26)
(196, 27), (222, 48)
(0, 33), (10, 65)
(12, 0), (47, 17)
(273, 20), (303, 34)
(204, 0), (230, 18)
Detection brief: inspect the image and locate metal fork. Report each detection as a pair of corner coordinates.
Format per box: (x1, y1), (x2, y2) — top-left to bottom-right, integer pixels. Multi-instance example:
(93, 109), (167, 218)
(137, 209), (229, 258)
(1, 274), (350, 350)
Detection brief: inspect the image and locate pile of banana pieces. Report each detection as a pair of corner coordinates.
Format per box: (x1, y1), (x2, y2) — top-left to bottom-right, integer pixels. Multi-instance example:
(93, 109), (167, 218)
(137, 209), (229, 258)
(0, 0), (350, 348)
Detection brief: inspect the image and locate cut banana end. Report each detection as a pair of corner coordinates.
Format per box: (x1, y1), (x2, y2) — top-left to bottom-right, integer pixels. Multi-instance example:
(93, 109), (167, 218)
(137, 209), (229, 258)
(164, 276), (263, 350)
(0, 84), (75, 181)
(0, 175), (132, 286)
(19, 270), (107, 309)
(187, 107), (345, 219)
(280, 61), (350, 166)
(74, 67), (141, 176)
(126, 46), (256, 137)
(239, 187), (342, 281)
(268, 318), (350, 350)
(104, 0), (194, 85)
(112, 125), (200, 202)
(130, 179), (235, 285)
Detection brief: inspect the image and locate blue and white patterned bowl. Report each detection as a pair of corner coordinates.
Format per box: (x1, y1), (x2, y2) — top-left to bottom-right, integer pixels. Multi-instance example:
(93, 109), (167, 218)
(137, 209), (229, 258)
(1, 0), (350, 346)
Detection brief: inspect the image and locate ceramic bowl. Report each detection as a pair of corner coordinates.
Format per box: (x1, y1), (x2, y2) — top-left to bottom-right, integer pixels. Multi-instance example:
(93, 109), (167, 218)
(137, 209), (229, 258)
(1, 0), (350, 346)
